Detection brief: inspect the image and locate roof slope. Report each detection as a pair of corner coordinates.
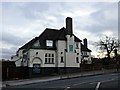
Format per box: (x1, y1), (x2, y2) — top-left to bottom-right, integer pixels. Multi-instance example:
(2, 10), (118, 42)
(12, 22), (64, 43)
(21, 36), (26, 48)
(19, 27), (82, 51)
(19, 37), (38, 50)
(81, 43), (91, 52)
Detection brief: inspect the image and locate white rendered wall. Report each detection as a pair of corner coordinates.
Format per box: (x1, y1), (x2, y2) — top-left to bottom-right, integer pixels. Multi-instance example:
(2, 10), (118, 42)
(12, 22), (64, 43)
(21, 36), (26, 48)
(15, 58), (22, 67)
(11, 49), (24, 67)
(11, 55), (19, 61)
(56, 40), (67, 67)
(18, 50), (23, 57)
(75, 42), (81, 64)
(82, 51), (92, 64)
(28, 49), (56, 67)
(65, 35), (80, 67)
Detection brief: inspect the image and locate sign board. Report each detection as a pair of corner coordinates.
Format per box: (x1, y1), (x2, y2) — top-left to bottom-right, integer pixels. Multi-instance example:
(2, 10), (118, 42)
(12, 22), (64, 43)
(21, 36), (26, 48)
(33, 64), (40, 74)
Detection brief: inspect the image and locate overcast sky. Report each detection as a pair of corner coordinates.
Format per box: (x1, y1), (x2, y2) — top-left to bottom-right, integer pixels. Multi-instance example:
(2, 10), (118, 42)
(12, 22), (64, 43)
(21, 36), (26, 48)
(1, 1), (118, 60)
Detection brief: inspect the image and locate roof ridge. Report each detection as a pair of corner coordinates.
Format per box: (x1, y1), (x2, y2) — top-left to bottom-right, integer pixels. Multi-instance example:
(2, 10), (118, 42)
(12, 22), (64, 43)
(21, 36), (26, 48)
(45, 28), (59, 31)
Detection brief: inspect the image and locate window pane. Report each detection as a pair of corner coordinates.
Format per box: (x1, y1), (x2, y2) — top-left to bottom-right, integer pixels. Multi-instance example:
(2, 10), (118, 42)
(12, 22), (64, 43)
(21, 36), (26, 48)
(76, 57), (79, 63)
(52, 58), (54, 63)
(36, 52), (38, 55)
(69, 45), (73, 52)
(46, 40), (53, 47)
(48, 58), (51, 63)
(76, 43), (79, 49)
(61, 57), (64, 63)
(49, 54), (51, 57)
(52, 54), (54, 57)
(45, 58), (47, 63)
(45, 53), (47, 57)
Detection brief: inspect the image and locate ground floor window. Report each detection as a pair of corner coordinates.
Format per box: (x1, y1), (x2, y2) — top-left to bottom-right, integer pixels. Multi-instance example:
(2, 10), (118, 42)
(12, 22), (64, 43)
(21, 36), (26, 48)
(45, 53), (54, 64)
(76, 57), (79, 63)
(60, 57), (64, 63)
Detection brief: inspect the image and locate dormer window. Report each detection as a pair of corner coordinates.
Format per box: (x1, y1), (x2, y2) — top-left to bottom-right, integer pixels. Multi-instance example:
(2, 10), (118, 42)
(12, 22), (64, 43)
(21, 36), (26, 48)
(46, 40), (53, 47)
(33, 40), (40, 48)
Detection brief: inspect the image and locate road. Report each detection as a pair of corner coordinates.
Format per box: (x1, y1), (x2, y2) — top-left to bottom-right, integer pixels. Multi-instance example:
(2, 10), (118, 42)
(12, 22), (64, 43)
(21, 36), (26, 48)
(2, 72), (120, 90)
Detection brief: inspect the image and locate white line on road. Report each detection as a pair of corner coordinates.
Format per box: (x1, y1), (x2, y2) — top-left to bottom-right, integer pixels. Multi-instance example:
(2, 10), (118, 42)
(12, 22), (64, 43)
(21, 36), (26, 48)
(64, 81), (94, 90)
(72, 82), (87, 86)
(95, 82), (101, 90)
(64, 86), (70, 90)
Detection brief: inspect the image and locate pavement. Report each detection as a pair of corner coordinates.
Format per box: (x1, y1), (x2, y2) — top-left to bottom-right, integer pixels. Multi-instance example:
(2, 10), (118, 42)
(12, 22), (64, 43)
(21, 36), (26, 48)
(0, 69), (118, 88)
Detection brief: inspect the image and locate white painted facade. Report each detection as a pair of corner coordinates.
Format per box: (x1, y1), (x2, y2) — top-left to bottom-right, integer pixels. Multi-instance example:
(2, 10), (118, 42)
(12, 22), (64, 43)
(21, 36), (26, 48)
(11, 17), (92, 67)
(11, 50), (24, 66)
(82, 51), (92, 64)
(28, 49), (56, 67)
(11, 36), (82, 67)
(56, 40), (67, 67)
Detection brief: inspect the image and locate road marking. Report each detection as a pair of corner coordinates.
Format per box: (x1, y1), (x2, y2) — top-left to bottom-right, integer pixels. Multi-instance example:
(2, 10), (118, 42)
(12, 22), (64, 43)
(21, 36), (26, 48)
(95, 82), (101, 90)
(72, 81), (91, 86)
(90, 82), (97, 84)
(64, 86), (70, 90)
(64, 81), (93, 90)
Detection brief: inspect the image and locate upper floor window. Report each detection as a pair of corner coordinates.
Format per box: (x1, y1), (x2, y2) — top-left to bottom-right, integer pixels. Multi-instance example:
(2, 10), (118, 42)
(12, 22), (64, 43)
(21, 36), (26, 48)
(84, 52), (87, 55)
(82, 52), (87, 56)
(76, 43), (79, 49)
(46, 40), (53, 47)
(33, 40), (40, 48)
(61, 52), (63, 54)
(36, 52), (38, 55)
(69, 45), (73, 52)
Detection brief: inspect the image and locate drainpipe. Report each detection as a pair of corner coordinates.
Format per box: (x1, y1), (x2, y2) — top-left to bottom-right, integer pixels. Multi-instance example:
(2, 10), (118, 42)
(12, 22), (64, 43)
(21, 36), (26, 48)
(64, 49), (67, 68)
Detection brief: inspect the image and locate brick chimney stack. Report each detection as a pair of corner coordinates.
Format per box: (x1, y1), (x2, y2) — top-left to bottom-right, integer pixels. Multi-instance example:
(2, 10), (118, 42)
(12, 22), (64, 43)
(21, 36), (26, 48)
(66, 17), (73, 35)
(83, 38), (87, 48)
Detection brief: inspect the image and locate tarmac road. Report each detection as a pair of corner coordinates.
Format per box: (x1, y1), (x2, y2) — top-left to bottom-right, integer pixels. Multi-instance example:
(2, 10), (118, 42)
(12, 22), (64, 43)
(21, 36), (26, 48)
(2, 72), (120, 90)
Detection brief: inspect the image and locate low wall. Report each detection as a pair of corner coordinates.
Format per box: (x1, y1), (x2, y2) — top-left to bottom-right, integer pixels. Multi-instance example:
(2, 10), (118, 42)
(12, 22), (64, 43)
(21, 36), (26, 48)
(2, 60), (119, 81)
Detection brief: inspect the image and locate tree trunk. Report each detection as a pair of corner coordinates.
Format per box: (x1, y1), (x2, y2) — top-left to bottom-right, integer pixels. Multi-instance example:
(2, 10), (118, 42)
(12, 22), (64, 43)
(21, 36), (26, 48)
(107, 53), (110, 65)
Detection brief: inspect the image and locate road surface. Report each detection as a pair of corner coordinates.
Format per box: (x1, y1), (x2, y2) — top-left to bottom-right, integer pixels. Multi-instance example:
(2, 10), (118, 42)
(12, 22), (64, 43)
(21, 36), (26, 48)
(2, 72), (120, 90)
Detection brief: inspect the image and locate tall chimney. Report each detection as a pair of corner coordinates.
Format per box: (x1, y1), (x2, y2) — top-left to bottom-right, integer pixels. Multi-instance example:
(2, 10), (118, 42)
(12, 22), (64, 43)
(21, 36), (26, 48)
(83, 38), (87, 48)
(66, 17), (73, 35)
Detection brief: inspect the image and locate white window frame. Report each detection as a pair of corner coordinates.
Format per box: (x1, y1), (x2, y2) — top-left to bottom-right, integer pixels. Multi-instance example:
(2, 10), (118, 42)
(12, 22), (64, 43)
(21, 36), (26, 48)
(45, 53), (54, 64)
(46, 40), (53, 47)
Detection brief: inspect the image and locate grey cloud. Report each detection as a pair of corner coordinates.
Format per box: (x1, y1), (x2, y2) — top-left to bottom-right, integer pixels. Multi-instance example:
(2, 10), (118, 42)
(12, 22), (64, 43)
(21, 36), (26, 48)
(92, 2), (117, 10)
(18, 2), (50, 20)
(2, 32), (28, 47)
(1, 47), (17, 59)
(2, 2), (118, 59)
(75, 3), (117, 35)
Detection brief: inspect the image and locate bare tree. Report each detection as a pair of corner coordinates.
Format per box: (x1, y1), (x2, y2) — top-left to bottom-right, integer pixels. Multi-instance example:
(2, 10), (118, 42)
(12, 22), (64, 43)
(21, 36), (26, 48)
(95, 35), (119, 60)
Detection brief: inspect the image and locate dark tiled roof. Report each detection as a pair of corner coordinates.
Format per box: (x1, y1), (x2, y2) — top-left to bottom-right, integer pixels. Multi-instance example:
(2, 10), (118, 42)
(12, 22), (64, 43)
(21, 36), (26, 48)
(40, 27), (81, 42)
(19, 37), (38, 50)
(19, 27), (82, 51)
(81, 43), (91, 52)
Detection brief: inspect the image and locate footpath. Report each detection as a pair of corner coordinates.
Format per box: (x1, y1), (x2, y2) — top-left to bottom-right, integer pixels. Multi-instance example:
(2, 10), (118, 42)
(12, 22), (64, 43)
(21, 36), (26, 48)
(0, 69), (118, 88)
